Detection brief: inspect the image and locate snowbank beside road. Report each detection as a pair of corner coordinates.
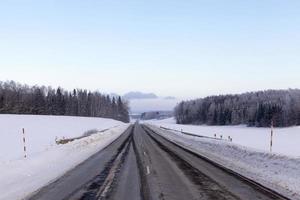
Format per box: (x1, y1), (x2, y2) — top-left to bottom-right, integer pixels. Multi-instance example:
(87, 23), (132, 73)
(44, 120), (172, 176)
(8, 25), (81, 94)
(0, 114), (129, 200)
(0, 114), (126, 161)
(147, 117), (300, 158)
(0, 124), (129, 200)
(147, 124), (300, 200)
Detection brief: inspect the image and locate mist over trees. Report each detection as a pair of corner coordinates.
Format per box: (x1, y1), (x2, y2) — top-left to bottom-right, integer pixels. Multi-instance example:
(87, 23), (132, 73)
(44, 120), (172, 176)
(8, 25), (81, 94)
(0, 81), (129, 123)
(174, 89), (300, 127)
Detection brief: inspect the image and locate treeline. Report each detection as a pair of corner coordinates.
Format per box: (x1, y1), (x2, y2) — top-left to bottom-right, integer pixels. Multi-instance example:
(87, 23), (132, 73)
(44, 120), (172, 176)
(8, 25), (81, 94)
(175, 89), (300, 127)
(0, 81), (129, 123)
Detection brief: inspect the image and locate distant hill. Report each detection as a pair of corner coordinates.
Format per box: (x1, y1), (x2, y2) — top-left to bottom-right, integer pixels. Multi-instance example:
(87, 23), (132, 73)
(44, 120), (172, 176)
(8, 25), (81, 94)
(122, 91), (179, 113)
(164, 96), (176, 100)
(123, 91), (158, 100)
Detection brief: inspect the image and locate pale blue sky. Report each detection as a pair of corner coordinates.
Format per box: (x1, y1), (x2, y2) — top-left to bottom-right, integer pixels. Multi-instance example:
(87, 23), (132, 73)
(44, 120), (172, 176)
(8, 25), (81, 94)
(0, 0), (299, 98)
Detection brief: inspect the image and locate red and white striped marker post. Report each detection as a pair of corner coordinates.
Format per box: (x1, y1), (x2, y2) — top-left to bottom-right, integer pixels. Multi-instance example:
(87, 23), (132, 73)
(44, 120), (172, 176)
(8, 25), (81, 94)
(270, 120), (274, 153)
(22, 128), (27, 158)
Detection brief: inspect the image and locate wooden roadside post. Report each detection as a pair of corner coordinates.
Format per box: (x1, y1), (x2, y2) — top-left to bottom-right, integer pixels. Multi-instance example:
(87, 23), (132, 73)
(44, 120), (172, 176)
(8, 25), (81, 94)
(228, 136), (232, 142)
(22, 128), (27, 158)
(270, 120), (274, 153)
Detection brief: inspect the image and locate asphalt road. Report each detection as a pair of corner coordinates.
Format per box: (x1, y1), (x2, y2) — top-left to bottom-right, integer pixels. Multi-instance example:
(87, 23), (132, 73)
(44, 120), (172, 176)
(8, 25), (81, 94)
(27, 123), (288, 200)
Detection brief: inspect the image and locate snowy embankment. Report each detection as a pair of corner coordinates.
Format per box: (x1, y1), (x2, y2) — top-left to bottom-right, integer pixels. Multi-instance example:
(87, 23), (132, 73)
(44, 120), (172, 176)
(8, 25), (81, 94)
(148, 118), (300, 157)
(0, 114), (129, 200)
(146, 119), (300, 200)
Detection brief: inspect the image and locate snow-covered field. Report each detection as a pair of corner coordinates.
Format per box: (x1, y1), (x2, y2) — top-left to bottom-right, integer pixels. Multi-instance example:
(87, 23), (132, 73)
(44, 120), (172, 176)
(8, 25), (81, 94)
(146, 118), (300, 199)
(0, 114), (126, 161)
(0, 114), (129, 200)
(147, 118), (300, 158)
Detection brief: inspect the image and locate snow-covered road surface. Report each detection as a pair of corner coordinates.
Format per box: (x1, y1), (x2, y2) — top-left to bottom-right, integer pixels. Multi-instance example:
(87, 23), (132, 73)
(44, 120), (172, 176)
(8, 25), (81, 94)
(28, 123), (289, 200)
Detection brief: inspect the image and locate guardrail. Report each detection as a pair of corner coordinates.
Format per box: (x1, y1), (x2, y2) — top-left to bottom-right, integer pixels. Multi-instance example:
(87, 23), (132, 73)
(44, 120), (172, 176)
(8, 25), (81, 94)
(159, 126), (232, 142)
(55, 125), (120, 145)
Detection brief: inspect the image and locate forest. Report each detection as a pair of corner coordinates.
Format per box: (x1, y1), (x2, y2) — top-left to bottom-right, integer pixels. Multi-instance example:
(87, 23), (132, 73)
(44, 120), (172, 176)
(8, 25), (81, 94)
(174, 89), (300, 127)
(0, 81), (129, 123)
